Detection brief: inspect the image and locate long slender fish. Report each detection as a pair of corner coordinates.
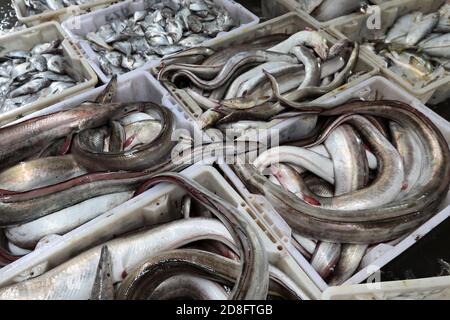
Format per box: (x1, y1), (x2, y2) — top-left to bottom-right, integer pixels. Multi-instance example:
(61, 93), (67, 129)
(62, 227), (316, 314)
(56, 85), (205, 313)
(0, 102), (143, 171)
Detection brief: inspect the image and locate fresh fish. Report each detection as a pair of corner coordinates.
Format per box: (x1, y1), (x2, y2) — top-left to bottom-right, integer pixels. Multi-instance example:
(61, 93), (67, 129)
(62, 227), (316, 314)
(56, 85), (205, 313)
(0, 218), (235, 299)
(297, 0), (324, 14)
(31, 40), (61, 55)
(405, 12), (440, 46)
(436, 4), (450, 32)
(9, 79), (50, 98)
(311, 242), (341, 279)
(419, 33), (450, 58)
(90, 246), (114, 300)
(312, 0), (363, 22)
(112, 42), (132, 56)
(385, 12), (421, 44)
(0, 155), (87, 192)
(150, 274), (228, 300)
(82, 2), (239, 77)
(0, 101), (143, 173)
(328, 244), (368, 285)
(6, 192), (133, 250)
(29, 56), (47, 72)
(45, 0), (64, 10)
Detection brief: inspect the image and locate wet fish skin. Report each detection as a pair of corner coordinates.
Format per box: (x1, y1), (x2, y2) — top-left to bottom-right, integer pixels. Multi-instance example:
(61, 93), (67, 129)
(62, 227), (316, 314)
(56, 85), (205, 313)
(312, 0), (362, 22)
(234, 100), (450, 244)
(405, 12), (440, 46)
(84, 1), (236, 77)
(9, 79), (50, 98)
(0, 102), (143, 172)
(0, 218), (235, 300)
(5, 192), (133, 249)
(419, 33), (450, 58)
(90, 246), (115, 300)
(385, 12), (421, 44)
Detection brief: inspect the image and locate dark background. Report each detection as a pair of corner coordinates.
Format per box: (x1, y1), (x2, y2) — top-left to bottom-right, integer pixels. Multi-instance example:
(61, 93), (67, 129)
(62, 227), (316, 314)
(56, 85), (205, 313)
(0, 0), (449, 283)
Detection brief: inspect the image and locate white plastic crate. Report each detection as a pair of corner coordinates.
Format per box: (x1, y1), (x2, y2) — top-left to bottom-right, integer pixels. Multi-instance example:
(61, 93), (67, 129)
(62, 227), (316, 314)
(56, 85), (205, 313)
(61, 0), (259, 83)
(158, 12), (380, 144)
(219, 75), (450, 294)
(12, 0), (124, 26)
(0, 164), (322, 300)
(328, 0), (450, 104)
(261, 0), (399, 28)
(0, 21), (98, 126)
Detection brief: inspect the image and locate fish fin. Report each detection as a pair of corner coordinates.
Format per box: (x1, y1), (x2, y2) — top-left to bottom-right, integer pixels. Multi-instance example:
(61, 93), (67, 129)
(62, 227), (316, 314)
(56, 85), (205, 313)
(90, 245), (115, 300)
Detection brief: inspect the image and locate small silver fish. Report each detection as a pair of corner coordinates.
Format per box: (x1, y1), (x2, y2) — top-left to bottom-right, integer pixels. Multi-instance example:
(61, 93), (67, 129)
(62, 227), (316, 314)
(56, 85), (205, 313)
(405, 12), (440, 46)
(46, 55), (66, 74)
(9, 78), (50, 98)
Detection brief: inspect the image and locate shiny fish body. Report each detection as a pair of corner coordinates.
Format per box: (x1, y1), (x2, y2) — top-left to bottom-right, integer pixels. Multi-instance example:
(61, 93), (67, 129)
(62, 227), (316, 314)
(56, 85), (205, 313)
(84, 1), (236, 76)
(0, 218), (234, 300)
(5, 192), (133, 249)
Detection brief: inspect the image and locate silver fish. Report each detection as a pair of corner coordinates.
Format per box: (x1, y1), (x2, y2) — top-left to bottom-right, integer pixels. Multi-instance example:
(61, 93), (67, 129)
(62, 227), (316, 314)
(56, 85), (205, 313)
(46, 55), (66, 74)
(9, 79), (50, 98)
(385, 12), (422, 44)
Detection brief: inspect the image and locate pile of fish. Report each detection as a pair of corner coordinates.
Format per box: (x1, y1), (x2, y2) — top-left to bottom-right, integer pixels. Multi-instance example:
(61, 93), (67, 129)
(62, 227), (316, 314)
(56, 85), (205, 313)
(22, 0), (96, 16)
(155, 30), (363, 133)
(86, 0), (236, 76)
(234, 99), (450, 285)
(0, 171), (307, 300)
(0, 40), (82, 115)
(293, 0), (383, 22)
(0, 76), (191, 269)
(365, 3), (450, 89)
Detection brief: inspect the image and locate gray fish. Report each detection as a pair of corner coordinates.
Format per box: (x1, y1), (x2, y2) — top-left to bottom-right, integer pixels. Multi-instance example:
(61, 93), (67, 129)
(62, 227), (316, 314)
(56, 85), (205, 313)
(385, 12), (422, 44)
(45, 0), (64, 10)
(419, 33), (450, 58)
(130, 38), (151, 54)
(5, 50), (31, 60)
(436, 4), (450, 32)
(298, 0), (324, 14)
(9, 78), (51, 98)
(86, 32), (113, 51)
(113, 41), (133, 56)
(153, 45), (185, 56)
(121, 56), (135, 70)
(149, 34), (172, 47)
(133, 10), (147, 23)
(312, 0), (362, 21)
(105, 51), (123, 67)
(31, 40), (61, 55)
(29, 56), (47, 72)
(47, 81), (76, 95)
(90, 246), (115, 300)
(405, 12), (440, 46)
(188, 14), (203, 33)
(11, 62), (35, 79)
(178, 34), (210, 47)
(33, 71), (74, 82)
(167, 18), (183, 42)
